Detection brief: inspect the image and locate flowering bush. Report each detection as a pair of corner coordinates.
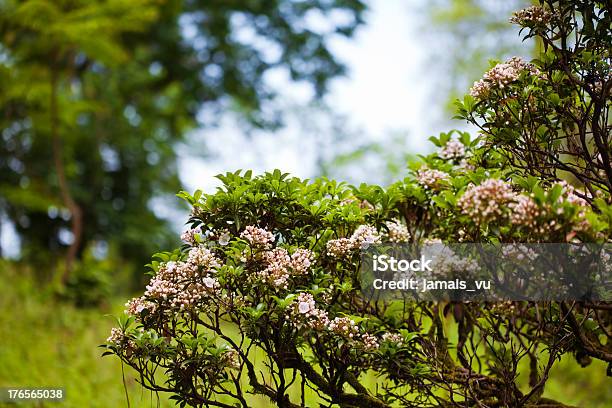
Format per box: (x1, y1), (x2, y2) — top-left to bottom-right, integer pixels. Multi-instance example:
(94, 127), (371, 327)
(104, 2), (612, 407)
(457, 1), (611, 199)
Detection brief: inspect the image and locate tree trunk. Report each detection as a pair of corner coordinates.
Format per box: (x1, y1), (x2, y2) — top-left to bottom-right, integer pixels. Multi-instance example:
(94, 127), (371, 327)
(50, 67), (83, 283)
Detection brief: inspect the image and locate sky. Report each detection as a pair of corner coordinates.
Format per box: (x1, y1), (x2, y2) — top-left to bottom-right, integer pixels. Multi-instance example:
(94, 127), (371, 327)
(326, 0), (431, 143)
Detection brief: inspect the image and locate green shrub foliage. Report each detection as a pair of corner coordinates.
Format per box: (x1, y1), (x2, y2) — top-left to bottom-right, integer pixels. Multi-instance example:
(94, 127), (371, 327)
(104, 2), (612, 407)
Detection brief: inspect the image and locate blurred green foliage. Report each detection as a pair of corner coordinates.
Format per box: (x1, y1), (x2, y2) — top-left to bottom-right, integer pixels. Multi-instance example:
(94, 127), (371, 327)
(0, 261), (171, 407)
(424, 0), (531, 113)
(0, 0), (366, 284)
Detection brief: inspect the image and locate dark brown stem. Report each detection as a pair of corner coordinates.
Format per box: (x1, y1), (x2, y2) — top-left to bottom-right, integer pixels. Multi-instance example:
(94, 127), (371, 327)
(561, 302), (612, 363)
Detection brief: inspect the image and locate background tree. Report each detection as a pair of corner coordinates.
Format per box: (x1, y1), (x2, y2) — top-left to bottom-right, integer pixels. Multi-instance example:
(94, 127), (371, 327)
(0, 0), (366, 283)
(423, 0), (531, 116)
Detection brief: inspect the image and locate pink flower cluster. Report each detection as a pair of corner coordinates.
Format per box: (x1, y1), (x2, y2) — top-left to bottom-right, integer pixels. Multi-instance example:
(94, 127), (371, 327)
(509, 6), (553, 26)
(510, 195), (541, 228)
(143, 247), (222, 311)
(470, 57), (539, 99)
(145, 275), (219, 311)
(221, 348), (240, 369)
(290, 293), (330, 330)
(381, 332), (403, 346)
(107, 327), (125, 345)
(328, 316), (359, 338)
(286, 293), (388, 352)
(328, 317), (381, 351)
(186, 247), (222, 272)
(501, 245), (538, 262)
(257, 247), (314, 289)
(240, 225), (275, 248)
(326, 225), (381, 258)
(352, 225), (381, 248)
(326, 238), (354, 258)
(557, 182), (589, 208)
(458, 179), (515, 222)
(439, 140), (465, 160)
(509, 182), (592, 232)
(125, 296), (157, 315)
(558, 182), (592, 232)
(424, 246), (479, 278)
(290, 248), (314, 274)
(180, 227), (201, 245)
(360, 333), (379, 351)
(385, 220), (410, 243)
(416, 168), (449, 190)
(459, 159), (476, 172)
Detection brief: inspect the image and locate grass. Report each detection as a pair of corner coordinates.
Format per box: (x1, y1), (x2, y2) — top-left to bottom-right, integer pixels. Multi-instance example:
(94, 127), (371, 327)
(0, 261), (610, 407)
(0, 262), (173, 408)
